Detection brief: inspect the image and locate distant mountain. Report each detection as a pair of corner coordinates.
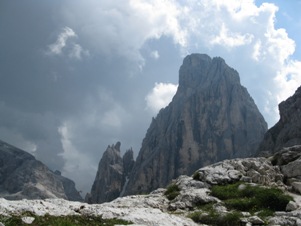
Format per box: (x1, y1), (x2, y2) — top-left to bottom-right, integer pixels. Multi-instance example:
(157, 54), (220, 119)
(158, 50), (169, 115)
(0, 140), (82, 201)
(123, 53), (267, 195)
(257, 85), (301, 156)
(86, 142), (135, 203)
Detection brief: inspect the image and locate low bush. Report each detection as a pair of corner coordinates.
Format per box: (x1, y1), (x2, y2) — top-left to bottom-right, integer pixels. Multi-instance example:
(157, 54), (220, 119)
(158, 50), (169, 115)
(211, 182), (243, 200)
(224, 197), (256, 211)
(188, 210), (242, 226)
(211, 182), (293, 213)
(0, 214), (132, 226)
(164, 183), (180, 200)
(192, 171), (200, 180)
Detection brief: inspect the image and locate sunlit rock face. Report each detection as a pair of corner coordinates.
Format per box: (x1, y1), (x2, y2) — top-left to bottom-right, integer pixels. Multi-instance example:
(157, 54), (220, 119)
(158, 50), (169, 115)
(0, 140), (82, 201)
(258, 86), (301, 156)
(124, 53), (267, 195)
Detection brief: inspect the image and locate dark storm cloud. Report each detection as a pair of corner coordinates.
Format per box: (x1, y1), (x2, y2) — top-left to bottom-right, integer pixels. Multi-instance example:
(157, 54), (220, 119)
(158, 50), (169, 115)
(0, 0), (184, 193)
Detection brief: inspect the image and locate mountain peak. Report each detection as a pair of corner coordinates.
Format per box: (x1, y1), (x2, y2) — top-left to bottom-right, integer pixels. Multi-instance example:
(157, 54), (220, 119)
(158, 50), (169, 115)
(123, 54), (267, 195)
(178, 54), (240, 98)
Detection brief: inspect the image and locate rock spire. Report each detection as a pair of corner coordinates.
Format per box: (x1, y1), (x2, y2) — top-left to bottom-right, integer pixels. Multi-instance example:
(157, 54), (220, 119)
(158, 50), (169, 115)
(124, 53), (267, 195)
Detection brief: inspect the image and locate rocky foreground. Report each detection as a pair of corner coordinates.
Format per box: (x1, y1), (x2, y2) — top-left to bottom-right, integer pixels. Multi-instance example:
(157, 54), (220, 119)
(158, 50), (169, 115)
(1, 146), (301, 225)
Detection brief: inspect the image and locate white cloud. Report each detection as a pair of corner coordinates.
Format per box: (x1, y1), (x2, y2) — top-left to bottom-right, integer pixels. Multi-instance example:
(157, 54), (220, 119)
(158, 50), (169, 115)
(61, 0), (187, 66)
(210, 23), (253, 47)
(47, 27), (89, 60)
(58, 122), (97, 193)
(48, 27), (76, 55)
(145, 82), (178, 114)
(69, 43), (90, 60)
(150, 50), (160, 59)
(274, 60), (301, 103)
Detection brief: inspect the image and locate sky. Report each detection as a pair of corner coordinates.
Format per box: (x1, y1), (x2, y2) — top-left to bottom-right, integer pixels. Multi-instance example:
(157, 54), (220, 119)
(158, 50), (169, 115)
(1, 0), (301, 194)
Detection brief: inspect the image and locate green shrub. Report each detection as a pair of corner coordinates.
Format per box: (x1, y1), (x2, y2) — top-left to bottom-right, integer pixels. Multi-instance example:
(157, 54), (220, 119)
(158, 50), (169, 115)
(255, 188), (292, 211)
(223, 211), (242, 226)
(188, 210), (242, 226)
(0, 214), (132, 226)
(192, 172), (200, 180)
(164, 183), (180, 200)
(211, 182), (293, 213)
(224, 198), (257, 211)
(211, 182), (243, 200)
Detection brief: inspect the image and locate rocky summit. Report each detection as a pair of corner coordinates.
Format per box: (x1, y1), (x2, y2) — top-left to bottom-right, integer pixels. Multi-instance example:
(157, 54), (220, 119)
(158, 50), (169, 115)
(1, 146), (301, 226)
(258, 85), (301, 156)
(86, 142), (135, 203)
(124, 53), (267, 195)
(0, 140), (82, 201)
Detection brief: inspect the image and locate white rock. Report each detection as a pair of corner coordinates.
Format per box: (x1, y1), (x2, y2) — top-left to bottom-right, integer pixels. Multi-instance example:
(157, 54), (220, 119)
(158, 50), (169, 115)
(286, 201), (299, 211)
(292, 182), (301, 194)
(22, 216), (35, 224)
(248, 215), (264, 224)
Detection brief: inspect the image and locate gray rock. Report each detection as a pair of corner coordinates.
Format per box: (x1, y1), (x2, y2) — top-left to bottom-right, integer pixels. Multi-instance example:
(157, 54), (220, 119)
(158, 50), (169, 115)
(281, 158), (301, 178)
(124, 53), (267, 195)
(248, 216), (264, 224)
(286, 201), (299, 211)
(271, 145), (301, 165)
(88, 142), (123, 203)
(292, 182), (301, 194)
(258, 86), (301, 156)
(194, 157), (284, 187)
(88, 143), (135, 203)
(0, 140), (82, 201)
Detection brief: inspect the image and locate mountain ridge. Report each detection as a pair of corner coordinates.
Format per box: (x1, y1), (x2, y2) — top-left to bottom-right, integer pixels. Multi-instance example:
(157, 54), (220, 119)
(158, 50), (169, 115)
(0, 139), (82, 201)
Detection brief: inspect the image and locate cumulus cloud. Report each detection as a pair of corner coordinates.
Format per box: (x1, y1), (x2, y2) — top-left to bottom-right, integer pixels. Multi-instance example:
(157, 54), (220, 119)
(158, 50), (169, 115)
(61, 0), (187, 66)
(145, 83), (178, 114)
(210, 23), (254, 47)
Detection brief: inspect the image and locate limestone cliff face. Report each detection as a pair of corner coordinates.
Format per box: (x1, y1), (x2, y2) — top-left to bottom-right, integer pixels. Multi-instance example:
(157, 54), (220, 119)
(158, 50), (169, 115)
(0, 140), (82, 201)
(124, 54), (267, 195)
(257, 86), (301, 156)
(88, 142), (135, 203)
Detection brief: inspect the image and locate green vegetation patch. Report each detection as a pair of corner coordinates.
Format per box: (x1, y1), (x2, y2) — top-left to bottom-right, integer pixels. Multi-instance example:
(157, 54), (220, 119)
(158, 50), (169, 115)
(192, 171), (200, 180)
(211, 182), (293, 213)
(188, 210), (242, 226)
(164, 183), (181, 201)
(0, 213), (132, 226)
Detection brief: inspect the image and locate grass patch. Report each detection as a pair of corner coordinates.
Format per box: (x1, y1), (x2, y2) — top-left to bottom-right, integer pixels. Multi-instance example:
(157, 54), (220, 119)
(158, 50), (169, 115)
(0, 214), (132, 226)
(188, 210), (242, 226)
(211, 182), (293, 213)
(164, 183), (180, 201)
(192, 171), (200, 180)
